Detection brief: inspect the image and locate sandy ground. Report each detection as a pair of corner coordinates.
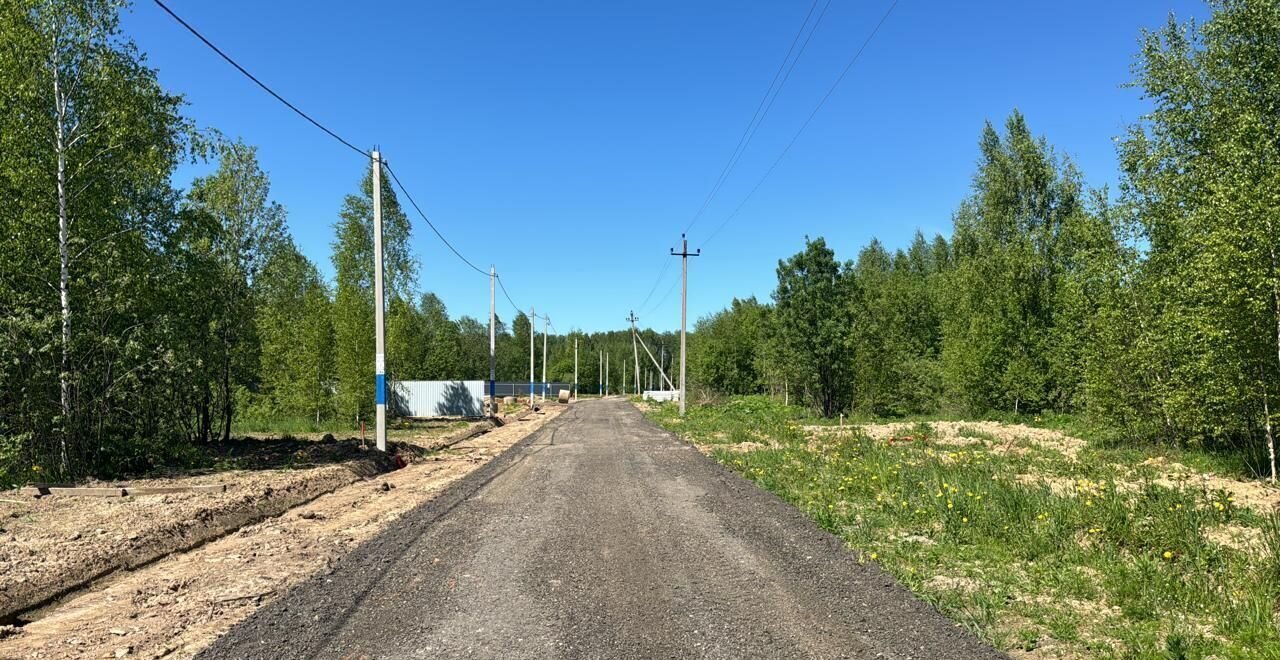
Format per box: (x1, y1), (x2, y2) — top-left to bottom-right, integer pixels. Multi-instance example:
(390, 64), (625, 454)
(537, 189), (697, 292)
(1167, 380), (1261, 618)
(804, 420), (1088, 458)
(0, 422), (484, 622)
(0, 408), (562, 660)
(802, 421), (1280, 515)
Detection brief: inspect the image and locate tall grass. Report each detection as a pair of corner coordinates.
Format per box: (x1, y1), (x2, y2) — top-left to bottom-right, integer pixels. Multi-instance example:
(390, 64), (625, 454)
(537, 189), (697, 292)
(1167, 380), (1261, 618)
(646, 398), (1280, 658)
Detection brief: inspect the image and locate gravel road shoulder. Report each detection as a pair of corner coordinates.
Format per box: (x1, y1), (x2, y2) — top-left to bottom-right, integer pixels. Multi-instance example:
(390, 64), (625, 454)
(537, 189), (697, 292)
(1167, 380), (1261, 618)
(0, 409), (563, 660)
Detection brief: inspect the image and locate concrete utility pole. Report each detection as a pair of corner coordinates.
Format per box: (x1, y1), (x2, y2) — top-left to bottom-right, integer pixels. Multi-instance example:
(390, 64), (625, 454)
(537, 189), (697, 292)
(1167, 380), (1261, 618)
(605, 351), (609, 396)
(627, 311), (641, 395)
(541, 315), (548, 401)
(623, 359), (628, 395)
(573, 337), (578, 401)
(671, 234), (700, 416)
(489, 266), (497, 416)
(372, 151), (387, 452)
(529, 307), (535, 405)
(599, 350), (603, 397)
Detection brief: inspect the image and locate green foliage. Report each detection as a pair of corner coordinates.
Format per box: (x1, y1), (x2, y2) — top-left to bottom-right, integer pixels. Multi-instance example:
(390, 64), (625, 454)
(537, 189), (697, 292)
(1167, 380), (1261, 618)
(331, 166), (414, 424)
(1096, 0), (1280, 479)
(0, 0), (200, 480)
(647, 397), (1280, 656)
(689, 297), (768, 395)
(772, 237), (857, 416)
(941, 111), (1096, 415)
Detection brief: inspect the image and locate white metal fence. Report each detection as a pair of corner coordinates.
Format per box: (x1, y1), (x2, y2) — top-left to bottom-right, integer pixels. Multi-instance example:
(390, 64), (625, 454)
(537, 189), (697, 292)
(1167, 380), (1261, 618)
(391, 380), (485, 418)
(485, 381), (573, 398)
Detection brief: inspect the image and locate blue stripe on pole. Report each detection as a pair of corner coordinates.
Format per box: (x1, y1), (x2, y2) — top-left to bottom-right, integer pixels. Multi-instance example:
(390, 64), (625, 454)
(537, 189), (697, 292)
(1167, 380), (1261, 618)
(375, 373), (386, 405)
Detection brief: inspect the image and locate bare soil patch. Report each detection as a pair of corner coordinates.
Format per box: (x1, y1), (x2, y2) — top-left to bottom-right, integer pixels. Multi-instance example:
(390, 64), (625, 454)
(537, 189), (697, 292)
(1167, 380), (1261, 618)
(805, 421), (1088, 458)
(0, 420), (488, 624)
(0, 407), (563, 660)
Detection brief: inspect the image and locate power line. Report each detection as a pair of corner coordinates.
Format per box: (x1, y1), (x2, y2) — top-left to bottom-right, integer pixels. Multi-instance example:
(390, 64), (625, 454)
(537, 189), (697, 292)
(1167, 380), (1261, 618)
(155, 0), (547, 323)
(650, 277), (680, 313)
(382, 162), (489, 276)
(701, 0), (901, 249)
(684, 0), (830, 235)
(686, 0), (834, 235)
(638, 0), (836, 318)
(636, 258), (674, 313)
(152, 0), (369, 159)
(154, 0), (502, 283)
(496, 274), (546, 322)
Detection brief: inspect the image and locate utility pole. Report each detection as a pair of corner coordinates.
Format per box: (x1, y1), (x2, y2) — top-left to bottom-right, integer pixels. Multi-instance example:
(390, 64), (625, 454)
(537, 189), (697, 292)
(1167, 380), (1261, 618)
(671, 233), (700, 415)
(372, 150), (387, 451)
(489, 266), (496, 417)
(605, 351), (609, 396)
(627, 311), (641, 395)
(573, 337), (578, 401)
(529, 307), (535, 405)
(623, 359), (628, 395)
(541, 315), (548, 401)
(599, 350), (603, 397)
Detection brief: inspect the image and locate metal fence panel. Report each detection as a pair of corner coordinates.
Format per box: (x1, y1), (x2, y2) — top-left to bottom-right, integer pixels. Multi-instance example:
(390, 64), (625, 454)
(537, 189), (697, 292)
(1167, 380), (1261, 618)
(391, 380), (485, 417)
(484, 382), (574, 397)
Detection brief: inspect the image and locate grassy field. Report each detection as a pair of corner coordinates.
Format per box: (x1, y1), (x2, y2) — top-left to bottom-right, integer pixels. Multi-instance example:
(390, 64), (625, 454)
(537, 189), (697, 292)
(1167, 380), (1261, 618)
(643, 396), (1280, 659)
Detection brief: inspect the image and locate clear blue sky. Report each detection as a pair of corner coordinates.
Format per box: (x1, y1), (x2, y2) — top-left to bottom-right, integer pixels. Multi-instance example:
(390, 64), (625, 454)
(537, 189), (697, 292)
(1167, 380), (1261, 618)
(121, 0), (1208, 333)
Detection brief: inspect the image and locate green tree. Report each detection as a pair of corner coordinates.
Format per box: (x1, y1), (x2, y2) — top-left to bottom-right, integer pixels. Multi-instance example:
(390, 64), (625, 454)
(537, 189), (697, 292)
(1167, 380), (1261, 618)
(0, 0), (196, 478)
(185, 140), (286, 441)
(772, 237), (856, 417)
(1112, 0), (1280, 479)
(252, 242), (334, 423)
(941, 111), (1088, 414)
(690, 297), (768, 395)
(331, 166), (414, 424)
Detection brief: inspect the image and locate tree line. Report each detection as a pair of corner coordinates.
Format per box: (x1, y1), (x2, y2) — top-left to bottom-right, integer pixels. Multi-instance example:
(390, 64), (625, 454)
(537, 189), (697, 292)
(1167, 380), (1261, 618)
(0, 0), (680, 482)
(687, 0), (1280, 480)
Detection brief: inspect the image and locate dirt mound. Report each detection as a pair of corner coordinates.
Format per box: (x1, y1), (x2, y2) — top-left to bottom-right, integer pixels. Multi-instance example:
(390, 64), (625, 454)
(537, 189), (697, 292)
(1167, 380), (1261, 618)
(0, 409), (561, 660)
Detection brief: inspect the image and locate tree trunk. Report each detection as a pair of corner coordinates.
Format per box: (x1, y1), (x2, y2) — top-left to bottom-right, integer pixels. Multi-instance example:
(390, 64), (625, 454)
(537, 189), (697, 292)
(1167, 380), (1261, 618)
(1264, 388), (1276, 484)
(53, 40), (72, 475)
(1269, 244), (1280, 483)
(199, 383), (211, 442)
(220, 354), (232, 442)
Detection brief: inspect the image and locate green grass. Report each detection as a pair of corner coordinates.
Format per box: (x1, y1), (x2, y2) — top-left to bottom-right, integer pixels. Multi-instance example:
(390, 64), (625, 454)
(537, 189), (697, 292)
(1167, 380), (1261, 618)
(645, 396), (1280, 659)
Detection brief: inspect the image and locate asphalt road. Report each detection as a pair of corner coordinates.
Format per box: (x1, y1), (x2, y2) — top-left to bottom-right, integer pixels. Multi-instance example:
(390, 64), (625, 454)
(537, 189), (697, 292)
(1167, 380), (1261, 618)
(201, 399), (1002, 659)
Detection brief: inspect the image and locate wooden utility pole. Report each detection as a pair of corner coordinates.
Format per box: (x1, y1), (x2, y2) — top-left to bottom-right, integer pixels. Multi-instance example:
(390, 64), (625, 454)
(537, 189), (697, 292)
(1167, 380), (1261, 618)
(671, 234), (700, 415)
(372, 151), (387, 451)
(489, 266), (497, 416)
